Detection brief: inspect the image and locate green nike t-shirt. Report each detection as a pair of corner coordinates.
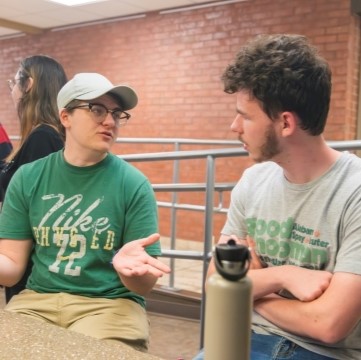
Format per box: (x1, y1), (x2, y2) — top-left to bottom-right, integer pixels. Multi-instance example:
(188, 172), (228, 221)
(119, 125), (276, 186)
(0, 151), (161, 307)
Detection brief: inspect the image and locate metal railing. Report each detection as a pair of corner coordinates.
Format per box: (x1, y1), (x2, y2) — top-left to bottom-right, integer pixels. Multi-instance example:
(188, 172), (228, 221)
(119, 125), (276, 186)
(119, 138), (361, 348)
(11, 135), (361, 347)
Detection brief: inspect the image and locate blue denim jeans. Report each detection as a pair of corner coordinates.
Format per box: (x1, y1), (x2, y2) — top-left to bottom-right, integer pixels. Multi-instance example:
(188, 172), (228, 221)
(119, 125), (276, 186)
(193, 332), (336, 360)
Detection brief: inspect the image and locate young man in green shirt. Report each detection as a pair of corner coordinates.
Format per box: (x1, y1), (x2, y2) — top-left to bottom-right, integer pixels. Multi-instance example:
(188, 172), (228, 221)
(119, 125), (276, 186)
(0, 73), (170, 352)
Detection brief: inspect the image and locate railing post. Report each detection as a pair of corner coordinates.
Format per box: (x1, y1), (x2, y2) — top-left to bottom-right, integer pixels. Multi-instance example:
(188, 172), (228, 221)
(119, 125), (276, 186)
(200, 155), (216, 348)
(168, 142), (180, 289)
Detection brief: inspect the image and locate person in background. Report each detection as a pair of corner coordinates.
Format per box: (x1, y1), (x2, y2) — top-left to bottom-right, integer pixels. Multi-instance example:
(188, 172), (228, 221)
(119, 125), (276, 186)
(1, 55), (67, 303)
(194, 34), (361, 360)
(0, 123), (12, 170)
(0, 73), (170, 352)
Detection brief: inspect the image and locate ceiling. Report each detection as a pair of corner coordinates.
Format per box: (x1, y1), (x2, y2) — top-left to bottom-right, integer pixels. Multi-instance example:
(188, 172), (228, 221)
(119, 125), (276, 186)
(0, 0), (242, 38)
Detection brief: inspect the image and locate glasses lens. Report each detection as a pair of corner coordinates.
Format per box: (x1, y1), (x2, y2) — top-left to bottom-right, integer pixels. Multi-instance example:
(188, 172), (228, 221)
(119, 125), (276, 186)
(89, 104), (107, 119)
(87, 104), (129, 127)
(112, 110), (123, 121)
(114, 111), (130, 126)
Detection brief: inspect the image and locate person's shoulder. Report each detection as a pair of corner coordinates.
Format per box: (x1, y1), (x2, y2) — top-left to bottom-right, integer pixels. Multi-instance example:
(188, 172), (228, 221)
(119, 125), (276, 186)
(108, 153), (149, 180)
(332, 153), (361, 192)
(18, 150), (61, 171)
(109, 153), (143, 171)
(29, 124), (61, 138)
(244, 161), (280, 176)
(340, 152), (361, 171)
(24, 125), (63, 149)
(235, 162), (281, 190)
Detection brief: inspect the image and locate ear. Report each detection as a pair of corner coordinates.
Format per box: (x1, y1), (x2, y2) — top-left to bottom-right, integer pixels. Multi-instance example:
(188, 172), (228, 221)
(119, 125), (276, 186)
(59, 109), (71, 128)
(25, 77), (34, 93)
(279, 111), (297, 138)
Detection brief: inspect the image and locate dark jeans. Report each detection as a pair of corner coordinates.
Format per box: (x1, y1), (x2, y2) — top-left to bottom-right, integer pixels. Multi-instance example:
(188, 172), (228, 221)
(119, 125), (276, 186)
(5, 260), (33, 303)
(193, 332), (336, 360)
(250, 332), (335, 360)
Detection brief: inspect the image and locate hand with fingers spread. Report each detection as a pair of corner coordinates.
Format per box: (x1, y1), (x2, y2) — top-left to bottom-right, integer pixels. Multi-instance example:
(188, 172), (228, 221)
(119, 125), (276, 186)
(112, 233), (171, 295)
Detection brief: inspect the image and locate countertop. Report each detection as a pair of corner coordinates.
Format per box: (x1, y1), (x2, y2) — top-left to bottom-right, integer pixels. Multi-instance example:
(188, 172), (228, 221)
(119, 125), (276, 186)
(0, 309), (163, 360)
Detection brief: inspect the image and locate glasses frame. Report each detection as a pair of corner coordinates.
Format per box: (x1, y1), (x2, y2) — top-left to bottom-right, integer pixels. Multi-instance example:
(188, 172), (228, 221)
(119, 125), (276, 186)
(65, 102), (131, 128)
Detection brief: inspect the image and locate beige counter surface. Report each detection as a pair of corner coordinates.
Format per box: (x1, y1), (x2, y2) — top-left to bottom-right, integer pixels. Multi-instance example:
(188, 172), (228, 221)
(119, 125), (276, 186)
(0, 310), (163, 360)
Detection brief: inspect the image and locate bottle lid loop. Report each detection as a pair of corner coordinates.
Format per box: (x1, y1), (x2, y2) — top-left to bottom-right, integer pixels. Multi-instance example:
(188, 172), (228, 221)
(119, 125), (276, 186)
(214, 239), (251, 281)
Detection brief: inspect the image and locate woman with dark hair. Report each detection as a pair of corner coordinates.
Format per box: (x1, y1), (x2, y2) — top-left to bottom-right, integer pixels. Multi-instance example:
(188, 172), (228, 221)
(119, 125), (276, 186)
(1, 55), (67, 302)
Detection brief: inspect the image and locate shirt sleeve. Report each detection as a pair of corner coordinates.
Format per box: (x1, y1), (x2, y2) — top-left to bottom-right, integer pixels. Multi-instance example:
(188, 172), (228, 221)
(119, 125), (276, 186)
(0, 167), (33, 239)
(221, 172), (249, 239)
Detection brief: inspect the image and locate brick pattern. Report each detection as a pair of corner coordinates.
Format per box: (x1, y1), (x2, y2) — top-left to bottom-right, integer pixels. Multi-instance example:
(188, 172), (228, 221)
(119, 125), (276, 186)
(0, 0), (359, 241)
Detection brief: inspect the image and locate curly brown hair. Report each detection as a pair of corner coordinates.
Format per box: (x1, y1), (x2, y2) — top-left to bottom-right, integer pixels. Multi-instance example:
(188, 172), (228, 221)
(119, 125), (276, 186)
(222, 34), (331, 136)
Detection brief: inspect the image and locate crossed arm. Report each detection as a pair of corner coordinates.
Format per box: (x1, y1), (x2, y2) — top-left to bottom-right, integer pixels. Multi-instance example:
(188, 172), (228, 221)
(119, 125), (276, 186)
(207, 234), (361, 344)
(254, 272), (361, 344)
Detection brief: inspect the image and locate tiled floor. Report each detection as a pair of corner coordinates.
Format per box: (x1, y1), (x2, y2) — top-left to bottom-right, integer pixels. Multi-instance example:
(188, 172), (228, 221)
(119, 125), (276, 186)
(148, 312), (201, 360)
(157, 237), (204, 293)
(0, 238), (205, 360)
(148, 237), (204, 359)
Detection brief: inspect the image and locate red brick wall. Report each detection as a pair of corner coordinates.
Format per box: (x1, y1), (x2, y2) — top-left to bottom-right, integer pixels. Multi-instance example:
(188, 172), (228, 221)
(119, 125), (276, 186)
(0, 0), (360, 242)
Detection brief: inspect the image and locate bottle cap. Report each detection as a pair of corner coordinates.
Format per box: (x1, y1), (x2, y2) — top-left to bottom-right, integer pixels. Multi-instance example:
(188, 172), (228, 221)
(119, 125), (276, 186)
(214, 239), (250, 281)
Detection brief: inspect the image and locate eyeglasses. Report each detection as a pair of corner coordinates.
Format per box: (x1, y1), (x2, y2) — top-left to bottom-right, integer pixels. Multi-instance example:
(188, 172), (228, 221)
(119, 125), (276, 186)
(66, 103), (131, 128)
(7, 79), (16, 91)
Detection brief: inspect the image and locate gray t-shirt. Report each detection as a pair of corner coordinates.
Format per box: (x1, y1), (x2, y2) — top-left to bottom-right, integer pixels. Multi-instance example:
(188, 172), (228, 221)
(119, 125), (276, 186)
(222, 152), (361, 360)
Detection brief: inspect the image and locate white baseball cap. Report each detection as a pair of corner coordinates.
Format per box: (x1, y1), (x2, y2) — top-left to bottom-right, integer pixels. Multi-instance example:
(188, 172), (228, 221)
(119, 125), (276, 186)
(57, 73), (138, 110)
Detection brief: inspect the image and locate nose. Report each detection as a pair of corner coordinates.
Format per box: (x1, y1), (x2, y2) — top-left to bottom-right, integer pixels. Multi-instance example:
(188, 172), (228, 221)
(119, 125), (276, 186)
(230, 114), (243, 133)
(102, 111), (116, 127)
